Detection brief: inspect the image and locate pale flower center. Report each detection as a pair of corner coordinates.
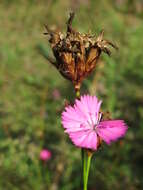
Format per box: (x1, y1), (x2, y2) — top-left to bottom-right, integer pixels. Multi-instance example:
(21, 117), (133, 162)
(87, 112), (102, 130)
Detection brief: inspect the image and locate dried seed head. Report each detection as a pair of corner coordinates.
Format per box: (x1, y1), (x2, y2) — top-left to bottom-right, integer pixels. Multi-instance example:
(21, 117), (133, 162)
(44, 12), (117, 91)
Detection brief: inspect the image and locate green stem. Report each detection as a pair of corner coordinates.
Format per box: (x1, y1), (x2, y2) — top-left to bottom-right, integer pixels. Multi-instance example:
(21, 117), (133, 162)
(76, 90), (80, 99)
(84, 153), (92, 190)
(83, 149), (86, 189)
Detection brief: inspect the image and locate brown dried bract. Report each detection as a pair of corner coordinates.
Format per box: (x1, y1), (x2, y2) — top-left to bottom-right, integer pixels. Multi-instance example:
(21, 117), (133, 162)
(101, 111), (112, 121)
(44, 12), (117, 91)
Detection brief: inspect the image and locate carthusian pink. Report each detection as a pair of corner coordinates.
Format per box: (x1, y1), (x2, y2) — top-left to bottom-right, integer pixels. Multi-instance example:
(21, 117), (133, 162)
(62, 95), (127, 150)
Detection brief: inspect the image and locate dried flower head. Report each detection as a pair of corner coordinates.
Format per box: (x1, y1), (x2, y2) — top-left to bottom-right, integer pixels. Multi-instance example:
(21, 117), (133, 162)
(44, 12), (117, 91)
(62, 95), (127, 151)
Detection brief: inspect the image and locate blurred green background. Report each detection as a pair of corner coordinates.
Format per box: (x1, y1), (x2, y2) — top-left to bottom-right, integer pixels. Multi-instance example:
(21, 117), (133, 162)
(0, 0), (143, 189)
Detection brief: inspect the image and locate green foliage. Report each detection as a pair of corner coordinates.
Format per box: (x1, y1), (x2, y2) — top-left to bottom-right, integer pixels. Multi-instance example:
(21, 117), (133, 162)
(0, 0), (143, 189)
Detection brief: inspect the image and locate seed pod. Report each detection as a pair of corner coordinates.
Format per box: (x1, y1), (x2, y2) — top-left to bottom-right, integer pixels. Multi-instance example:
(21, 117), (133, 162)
(44, 12), (117, 91)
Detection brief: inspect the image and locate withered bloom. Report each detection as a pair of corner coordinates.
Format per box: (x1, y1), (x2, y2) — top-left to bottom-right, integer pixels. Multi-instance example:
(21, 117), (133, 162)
(44, 12), (117, 92)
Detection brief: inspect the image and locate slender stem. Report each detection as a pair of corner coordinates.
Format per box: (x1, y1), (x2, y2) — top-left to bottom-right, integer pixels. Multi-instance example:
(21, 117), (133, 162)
(84, 153), (92, 190)
(75, 90), (80, 99)
(75, 83), (81, 99)
(83, 149), (86, 189)
(82, 149), (84, 188)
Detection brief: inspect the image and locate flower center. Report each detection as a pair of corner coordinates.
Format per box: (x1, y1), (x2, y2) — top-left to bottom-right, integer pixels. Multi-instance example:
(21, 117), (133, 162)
(87, 112), (102, 130)
(94, 112), (102, 130)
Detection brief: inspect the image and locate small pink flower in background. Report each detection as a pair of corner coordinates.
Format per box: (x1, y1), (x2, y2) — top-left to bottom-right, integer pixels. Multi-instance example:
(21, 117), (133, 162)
(52, 89), (61, 100)
(62, 95), (128, 150)
(40, 149), (51, 161)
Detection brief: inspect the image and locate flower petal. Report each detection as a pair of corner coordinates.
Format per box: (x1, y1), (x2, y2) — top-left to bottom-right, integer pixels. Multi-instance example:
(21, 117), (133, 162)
(75, 95), (102, 125)
(69, 130), (98, 150)
(96, 120), (128, 144)
(61, 95), (102, 132)
(62, 105), (86, 130)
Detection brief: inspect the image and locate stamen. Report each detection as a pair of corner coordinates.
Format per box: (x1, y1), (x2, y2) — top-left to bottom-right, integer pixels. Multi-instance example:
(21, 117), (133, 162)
(88, 112), (95, 129)
(87, 112), (102, 130)
(94, 112), (102, 130)
(97, 113), (102, 124)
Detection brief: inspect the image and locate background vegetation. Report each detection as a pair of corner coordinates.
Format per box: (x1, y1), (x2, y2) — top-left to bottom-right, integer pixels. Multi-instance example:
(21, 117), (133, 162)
(0, 0), (143, 189)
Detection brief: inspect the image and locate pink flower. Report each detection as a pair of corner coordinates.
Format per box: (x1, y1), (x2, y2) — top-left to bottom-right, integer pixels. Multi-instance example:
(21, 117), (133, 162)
(40, 149), (51, 161)
(61, 95), (128, 150)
